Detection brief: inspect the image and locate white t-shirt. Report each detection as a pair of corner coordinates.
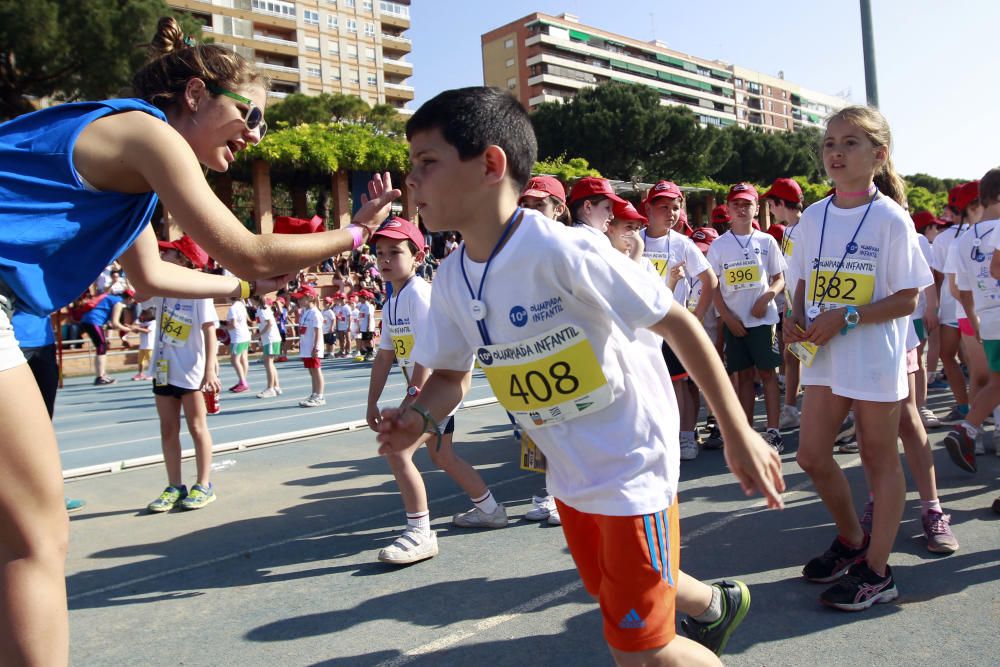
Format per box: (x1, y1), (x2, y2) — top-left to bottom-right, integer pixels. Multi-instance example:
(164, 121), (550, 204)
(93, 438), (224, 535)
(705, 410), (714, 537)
(257, 306), (282, 346)
(707, 230), (786, 327)
(138, 319), (156, 351)
(334, 304), (351, 331)
(780, 221), (801, 314)
(379, 276), (429, 369)
(298, 307), (324, 358)
(151, 298), (218, 390)
(349, 306), (360, 335)
(953, 218), (1000, 339)
(641, 229), (713, 308)
(932, 224), (967, 325)
(322, 307), (336, 334)
(913, 233), (934, 320)
(413, 209), (678, 516)
(357, 302), (374, 332)
(792, 196), (933, 401)
(226, 300), (252, 344)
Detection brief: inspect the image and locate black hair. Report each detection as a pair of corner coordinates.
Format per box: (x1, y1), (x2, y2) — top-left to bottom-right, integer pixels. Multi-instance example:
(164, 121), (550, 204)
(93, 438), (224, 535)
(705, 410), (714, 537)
(569, 195), (607, 222)
(405, 86), (538, 190)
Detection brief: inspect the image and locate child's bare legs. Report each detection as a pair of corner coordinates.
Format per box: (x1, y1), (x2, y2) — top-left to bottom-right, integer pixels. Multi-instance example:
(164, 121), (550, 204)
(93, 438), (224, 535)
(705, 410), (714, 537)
(0, 365), (69, 666)
(898, 373), (938, 503)
(383, 436), (429, 514)
(940, 325), (968, 406)
(735, 368), (756, 426)
(797, 387), (862, 545)
(310, 366), (324, 397)
(425, 432), (488, 499)
(263, 355), (278, 390)
(855, 399), (904, 574)
(915, 339), (929, 409)
(610, 638), (720, 667)
(230, 350), (247, 385)
(961, 335), (988, 404)
(758, 367), (781, 430)
(155, 395), (185, 486)
(181, 391), (213, 487)
(783, 348), (800, 409)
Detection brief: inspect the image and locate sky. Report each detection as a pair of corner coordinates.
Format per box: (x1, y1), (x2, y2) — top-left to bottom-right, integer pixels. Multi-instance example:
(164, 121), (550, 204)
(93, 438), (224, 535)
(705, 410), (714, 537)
(407, 0), (998, 181)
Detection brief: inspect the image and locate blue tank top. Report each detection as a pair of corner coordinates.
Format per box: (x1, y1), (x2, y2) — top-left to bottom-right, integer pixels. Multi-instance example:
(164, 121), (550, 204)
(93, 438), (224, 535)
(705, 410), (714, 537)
(0, 98), (167, 316)
(11, 310), (55, 348)
(79, 294), (124, 326)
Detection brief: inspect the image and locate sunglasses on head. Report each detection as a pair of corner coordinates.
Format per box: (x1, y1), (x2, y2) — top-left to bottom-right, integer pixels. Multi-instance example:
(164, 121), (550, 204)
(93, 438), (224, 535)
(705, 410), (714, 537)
(206, 82), (267, 139)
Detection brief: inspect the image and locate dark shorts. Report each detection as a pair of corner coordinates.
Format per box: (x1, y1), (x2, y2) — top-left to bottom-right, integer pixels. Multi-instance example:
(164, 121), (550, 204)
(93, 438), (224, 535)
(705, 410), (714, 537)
(23, 344), (58, 418)
(152, 382), (198, 399)
(361, 331), (374, 341)
(724, 323), (781, 373)
(440, 415), (455, 435)
(913, 318), (926, 342)
(323, 332), (335, 346)
(660, 341), (688, 381)
(80, 322), (108, 355)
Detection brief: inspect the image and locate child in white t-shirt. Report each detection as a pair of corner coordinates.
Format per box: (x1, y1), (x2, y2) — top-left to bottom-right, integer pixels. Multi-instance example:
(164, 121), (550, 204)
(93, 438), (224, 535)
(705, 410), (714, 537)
(378, 88), (784, 663)
(131, 307), (156, 381)
(784, 106), (933, 611)
(146, 243), (222, 513)
(254, 296), (283, 398)
(356, 291), (375, 361)
(321, 296), (336, 357)
(295, 288), (325, 407)
(348, 294), (361, 356)
(333, 292), (351, 357)
(226, 296), (252, 393)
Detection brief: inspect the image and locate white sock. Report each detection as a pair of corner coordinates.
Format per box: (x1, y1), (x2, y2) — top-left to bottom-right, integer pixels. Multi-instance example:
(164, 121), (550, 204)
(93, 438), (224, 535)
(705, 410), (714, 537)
(921, 498), (943, 515)
(680, 431), (696, 443)
(961, 421), (979, 438)
(406, 511), (431, 534)
(472, 490), (499, 514)
(693, 585), (723, 624)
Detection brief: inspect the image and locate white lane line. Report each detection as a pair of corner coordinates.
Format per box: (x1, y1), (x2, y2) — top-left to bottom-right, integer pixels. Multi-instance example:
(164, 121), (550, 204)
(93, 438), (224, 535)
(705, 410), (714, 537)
(67, 469), (538, 602)
(373, 456), (863, 667)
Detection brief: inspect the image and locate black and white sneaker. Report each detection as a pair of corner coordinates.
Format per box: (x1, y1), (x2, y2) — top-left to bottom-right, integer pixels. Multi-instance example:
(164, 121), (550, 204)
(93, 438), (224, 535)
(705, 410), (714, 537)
(820, 561), (898, 611)
(681, 580), (751, 656)
(763, 429), (784, 454)
(802, 534), (869, 583)
(835, 415), (855, 444)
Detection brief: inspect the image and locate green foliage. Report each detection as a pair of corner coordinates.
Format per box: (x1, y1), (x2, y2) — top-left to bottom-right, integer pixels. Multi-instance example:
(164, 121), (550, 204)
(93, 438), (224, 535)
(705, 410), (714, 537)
(533, 156), (601, 181)
(791, 176), (833, 206)
(0, 0), (200, 120)
(906, 185), (947, 214)
(240, 121), (409, 174)
(265, 93), (405, 136)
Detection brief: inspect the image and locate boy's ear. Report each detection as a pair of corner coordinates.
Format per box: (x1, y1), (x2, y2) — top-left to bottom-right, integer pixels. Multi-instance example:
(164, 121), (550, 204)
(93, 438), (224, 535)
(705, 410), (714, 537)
(482, 145), (509, 186)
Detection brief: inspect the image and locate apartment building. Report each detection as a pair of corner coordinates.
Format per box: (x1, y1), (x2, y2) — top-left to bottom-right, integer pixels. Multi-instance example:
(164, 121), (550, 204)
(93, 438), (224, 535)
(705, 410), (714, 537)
(483, 12), (846, 132)
(168, 0), (413, 112)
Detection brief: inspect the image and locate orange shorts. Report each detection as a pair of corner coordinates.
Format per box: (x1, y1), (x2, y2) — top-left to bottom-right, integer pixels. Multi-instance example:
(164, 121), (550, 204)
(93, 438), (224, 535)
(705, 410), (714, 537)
(556, 498), (680, 653)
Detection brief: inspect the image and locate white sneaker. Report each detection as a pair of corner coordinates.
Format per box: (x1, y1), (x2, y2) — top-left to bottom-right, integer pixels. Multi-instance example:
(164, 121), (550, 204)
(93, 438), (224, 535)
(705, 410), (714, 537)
(680, 437), (700, 461)
(779, 405), (800, 430)
(919, 407), (941, 428)
(453, 504), (509, 528)
(524, 495), (554, 521)
(377, 527), (438, 565)
(975, 432), (986, 456)
(299, 395), (326, 408)
(547, 507), (562, 525)
(256, 388), (277, 398)
(274, 386), (283, 396)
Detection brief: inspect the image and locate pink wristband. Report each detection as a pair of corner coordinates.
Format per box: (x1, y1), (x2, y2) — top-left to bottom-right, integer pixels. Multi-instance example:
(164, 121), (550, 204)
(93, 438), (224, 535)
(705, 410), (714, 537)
(348, 225), (365, 250)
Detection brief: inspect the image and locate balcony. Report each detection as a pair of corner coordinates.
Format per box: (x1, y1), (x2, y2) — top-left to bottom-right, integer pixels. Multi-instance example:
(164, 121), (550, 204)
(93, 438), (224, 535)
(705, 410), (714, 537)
(382, 57), (412, 76)
(256, 61), (299, 83)
(381, 33), (411, 54)
(267, 90), (289, 99)
(384, 81), (414, 101)
(253, 33), (297, 48)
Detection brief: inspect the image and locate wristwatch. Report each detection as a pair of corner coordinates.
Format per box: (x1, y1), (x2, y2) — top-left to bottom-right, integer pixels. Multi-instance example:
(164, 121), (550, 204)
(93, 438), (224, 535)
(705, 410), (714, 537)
(843, 306), (861, 330)
(406, 385), (421, 397)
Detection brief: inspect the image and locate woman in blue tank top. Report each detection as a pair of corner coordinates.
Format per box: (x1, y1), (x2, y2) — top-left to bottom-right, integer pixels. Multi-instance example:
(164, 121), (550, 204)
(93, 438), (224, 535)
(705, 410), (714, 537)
(0, 17), (400, 664)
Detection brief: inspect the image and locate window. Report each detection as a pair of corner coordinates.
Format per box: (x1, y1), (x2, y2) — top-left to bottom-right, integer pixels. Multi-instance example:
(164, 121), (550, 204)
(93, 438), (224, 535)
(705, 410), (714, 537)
(347, 44), (358, 59)
(506, 58), (515, 67)
(328, 40), (340, 54)
(346, 0), (355, 6)
(303, 9), (319, 24)
(350, 69), (360, 84)
(379, 1), (409, 17)
(306, 64), (322, 78)
(364, 22), (375, 36)
(367, 74), (377, 86)
(504, 38), (514, 48)
(365, 46), (376, 61)
(330, 69), (342, 81)
(328, 15), (338, 28)
(252, 0), (296, 17)
(304, 36), (319, 52)
(507, 77), (517, 89)
(347, 19), (358, 32)
(364, 0), (373, 10)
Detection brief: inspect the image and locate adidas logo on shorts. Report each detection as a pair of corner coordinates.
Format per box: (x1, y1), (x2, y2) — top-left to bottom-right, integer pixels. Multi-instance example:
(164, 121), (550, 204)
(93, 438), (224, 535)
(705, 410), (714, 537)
(618, 608), (646, 629)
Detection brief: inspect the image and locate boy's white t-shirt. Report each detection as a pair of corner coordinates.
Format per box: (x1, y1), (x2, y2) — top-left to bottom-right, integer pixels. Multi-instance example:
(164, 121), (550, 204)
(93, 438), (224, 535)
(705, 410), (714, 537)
(953, 218), (1000, 339)
(227, 300), (252, 344)
(379, 276), (430, 369)
(334, 304), (351, 331)
(349, 305), (360, 336)
(913, 233), (934, 320)
(322, 307), (336, 334)
(257, 306), (282, 346)
(357, 302), (373, 332)
(413, 209), (679, 517)
(932, 225), (966, 325)
(151, 298), (219, 390)
(641, 229), (712, 308)
(298, 307), (324, 358)
(138, 319), (156, 351)
(706, 230), (787, 327)
(792, 196), (933, 401)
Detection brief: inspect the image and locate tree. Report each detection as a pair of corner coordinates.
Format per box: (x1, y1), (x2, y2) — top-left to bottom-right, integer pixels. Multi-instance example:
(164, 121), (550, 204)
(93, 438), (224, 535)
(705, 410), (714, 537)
(533, 156), (601, 181)
(239, 121), (410, 174)
(0, 0), (200, 120)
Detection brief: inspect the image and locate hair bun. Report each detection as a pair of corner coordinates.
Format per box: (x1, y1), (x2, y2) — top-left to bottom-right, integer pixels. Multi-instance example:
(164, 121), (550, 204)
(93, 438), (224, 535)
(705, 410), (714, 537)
(149, 16), (186, 58)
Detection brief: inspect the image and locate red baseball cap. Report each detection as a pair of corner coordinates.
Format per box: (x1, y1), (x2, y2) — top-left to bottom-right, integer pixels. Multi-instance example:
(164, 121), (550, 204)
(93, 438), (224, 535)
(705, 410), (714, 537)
(727, 182), (759, 203)
(950, 180), (980, 212)
(912, 210), (947, 230)
(643, 180), (683, 206)
(612, 200), (648, 225)
(157, 235), (210, 269)
(567, 177), (627, 205)
(520, 175), (566, 204)
(323, 296), (334, 304)
(371, 216), (424, 251)
(765, 223), (786, 244)
(291, 285), (318, 300)
(690, 226), (719, 253)
(710, 205), (731, 224)
(762, 177), (803, 204)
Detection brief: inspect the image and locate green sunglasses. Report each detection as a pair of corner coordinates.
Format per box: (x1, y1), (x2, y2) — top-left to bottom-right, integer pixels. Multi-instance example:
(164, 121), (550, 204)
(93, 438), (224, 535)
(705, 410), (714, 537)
(206, 82), (267, 139)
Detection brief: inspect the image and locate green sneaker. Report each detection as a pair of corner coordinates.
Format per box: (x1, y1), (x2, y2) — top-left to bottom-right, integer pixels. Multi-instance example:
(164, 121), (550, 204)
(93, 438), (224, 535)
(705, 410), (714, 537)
(681, 580), (751, 656)
(147, 485), (187, 513)
(65, 497), (86, 513)
(180, 483), (216, 510)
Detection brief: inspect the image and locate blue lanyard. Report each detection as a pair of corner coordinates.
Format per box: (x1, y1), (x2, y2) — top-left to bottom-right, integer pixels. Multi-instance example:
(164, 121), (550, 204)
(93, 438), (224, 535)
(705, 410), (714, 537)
(971, 223), (993, 262)
(811, 193), (878, 311)
(386, 277), (411, 327)
(729, 230), (756, 260)
(460, 208), (522, 346)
